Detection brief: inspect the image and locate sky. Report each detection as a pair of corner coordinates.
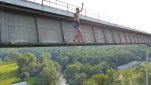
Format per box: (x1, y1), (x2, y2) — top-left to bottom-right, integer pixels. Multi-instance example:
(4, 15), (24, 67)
(60, 0), (151, 33)
(31, 0), (151, 33)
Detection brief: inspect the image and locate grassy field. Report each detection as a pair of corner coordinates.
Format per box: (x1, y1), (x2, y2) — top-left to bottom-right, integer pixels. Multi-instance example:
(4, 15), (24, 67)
(0, 62), (38, 85)
(0, 62), (20, 85)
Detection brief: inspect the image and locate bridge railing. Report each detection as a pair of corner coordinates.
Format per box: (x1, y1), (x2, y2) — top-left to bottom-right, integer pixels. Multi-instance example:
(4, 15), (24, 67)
(26, 0), (104, 21)
(24, 0), (148, 34)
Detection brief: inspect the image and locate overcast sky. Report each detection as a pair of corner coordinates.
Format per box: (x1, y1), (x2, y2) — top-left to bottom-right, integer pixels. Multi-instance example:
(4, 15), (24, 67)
(32, 0), (151, 33)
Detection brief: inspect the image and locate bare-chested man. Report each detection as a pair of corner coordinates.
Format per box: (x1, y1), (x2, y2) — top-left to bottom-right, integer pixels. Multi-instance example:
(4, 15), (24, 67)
(73, 3), (84, 42)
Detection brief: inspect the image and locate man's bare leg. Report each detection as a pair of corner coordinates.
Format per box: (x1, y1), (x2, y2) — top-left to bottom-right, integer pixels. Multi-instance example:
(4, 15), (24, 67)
(77, 28), (81, 42)
(73, 29), (79, 42)
(73, 34), (78, 42)
(73, 30), (77, 41)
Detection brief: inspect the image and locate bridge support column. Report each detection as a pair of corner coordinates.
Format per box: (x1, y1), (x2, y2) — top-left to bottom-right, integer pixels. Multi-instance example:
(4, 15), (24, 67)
(60, 20), (65, 42)
(0, 7), (4, 42)
(92, 25), (96, 43)
(35, 16), (40, 42)
(146, 45), (149, 85)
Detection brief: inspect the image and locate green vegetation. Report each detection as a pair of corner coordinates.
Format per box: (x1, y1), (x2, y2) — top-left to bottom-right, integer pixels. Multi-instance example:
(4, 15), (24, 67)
(0, 45), (151, 85)
(0, 62), (20, 85)
(0, 53), (61, 85)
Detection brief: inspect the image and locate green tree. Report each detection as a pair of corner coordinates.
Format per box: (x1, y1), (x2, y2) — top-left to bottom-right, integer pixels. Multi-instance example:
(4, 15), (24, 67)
(37, 60), (60, 85)
(3, 56), (10, 62)
(20, 71), (29, 81)
(64, 64), (80, 84)
(17, 53), (38, 78)
(117, 69), (134, 85)
(17, 53), (36, 68)
(83, 79), (98, 85)
(39, 52), (51, 63)
(106, 68), (117, 85)
(91, 74), (109, 85)
(83, 74), (109, 85)
(8, 52), (22, 62)
(59, 56), (69, 71)
(74, 73), (87, 85)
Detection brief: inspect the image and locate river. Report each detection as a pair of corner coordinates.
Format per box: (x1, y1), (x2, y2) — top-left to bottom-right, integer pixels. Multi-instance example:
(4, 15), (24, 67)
(57, 75), (67, 85)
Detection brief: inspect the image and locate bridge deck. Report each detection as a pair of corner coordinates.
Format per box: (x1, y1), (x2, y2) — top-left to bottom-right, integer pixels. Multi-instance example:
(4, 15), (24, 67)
(0, 0), (151, 47)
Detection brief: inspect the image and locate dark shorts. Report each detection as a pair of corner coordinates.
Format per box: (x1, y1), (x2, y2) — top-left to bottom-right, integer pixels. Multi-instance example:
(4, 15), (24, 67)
(73, 21), (80, 29)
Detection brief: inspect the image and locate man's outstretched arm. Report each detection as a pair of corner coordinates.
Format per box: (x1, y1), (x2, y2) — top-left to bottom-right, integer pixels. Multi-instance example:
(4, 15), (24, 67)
(79, 3), (84, 13)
